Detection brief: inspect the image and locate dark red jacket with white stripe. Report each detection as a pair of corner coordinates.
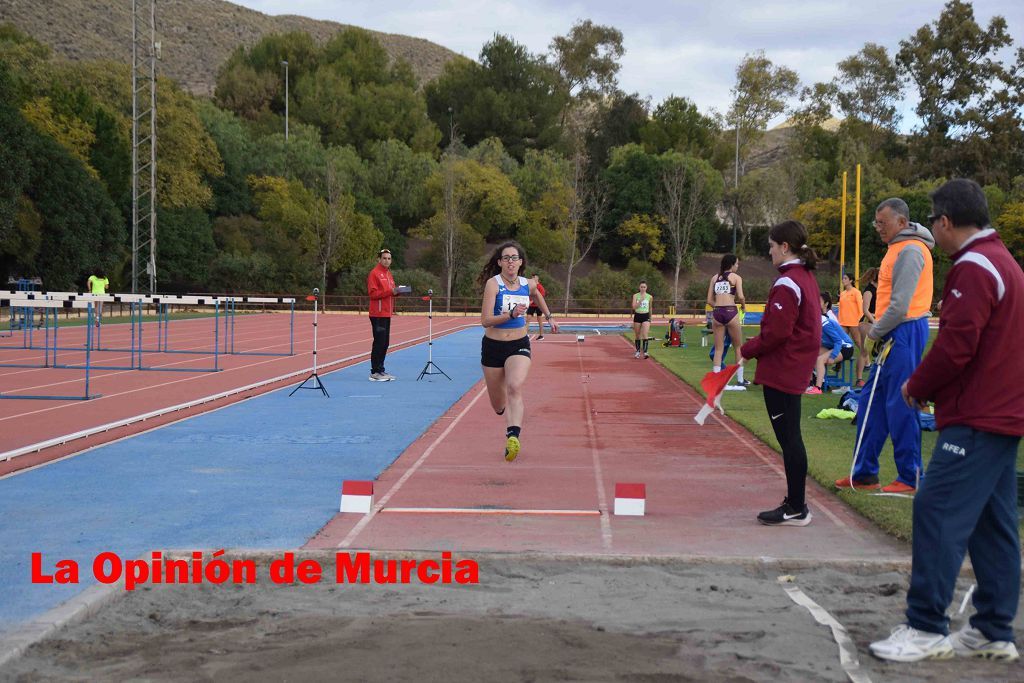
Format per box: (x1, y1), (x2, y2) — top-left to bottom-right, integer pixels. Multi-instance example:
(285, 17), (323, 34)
(741, 260), (822, 395)
(367, 263), (396, 318)
(907, 229), (1024, 436)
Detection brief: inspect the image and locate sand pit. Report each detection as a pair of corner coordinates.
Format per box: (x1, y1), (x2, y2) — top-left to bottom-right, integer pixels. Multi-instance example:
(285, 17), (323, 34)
(3, 552), (1021, 682)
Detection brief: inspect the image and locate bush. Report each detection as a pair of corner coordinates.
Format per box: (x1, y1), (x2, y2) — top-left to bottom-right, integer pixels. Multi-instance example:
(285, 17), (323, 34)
(572, 261), (633, 310)
(624, 259), (665, 298)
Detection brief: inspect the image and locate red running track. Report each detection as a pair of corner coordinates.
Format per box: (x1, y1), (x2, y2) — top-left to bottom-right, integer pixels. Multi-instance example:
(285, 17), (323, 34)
(307, 334), (906, 560)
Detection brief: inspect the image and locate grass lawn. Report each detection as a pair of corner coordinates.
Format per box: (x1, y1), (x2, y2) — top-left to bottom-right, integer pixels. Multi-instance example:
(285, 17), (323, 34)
(635, 324), (1024, 541)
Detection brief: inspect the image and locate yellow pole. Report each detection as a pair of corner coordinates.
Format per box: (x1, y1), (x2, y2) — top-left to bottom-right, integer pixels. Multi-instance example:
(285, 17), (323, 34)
(840, 171), (847, 288)
(854, 164), (862, 285)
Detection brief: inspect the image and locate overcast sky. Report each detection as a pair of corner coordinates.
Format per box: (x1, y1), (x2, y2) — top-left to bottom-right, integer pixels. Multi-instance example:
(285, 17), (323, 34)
(231, 0), (1023, 130)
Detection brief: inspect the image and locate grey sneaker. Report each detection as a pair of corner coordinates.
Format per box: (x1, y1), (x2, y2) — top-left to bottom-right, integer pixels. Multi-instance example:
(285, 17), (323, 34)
(950, 626), (1020, 661)
(870, 625), (953, 662)
(379, 372), (396, 381)
(369, 372), (386, 382)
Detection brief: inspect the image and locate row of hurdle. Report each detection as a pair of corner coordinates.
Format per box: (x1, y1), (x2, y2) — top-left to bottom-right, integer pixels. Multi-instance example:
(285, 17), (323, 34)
(0, 292), (297, 401)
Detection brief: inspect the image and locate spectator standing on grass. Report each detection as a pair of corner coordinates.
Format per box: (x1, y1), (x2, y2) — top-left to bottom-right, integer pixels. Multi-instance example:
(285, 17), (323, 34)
(838, 272), (864, 366)
(367, 249), (402, 382)
(856, 267), (880, 386)
(835, 198), (934, 494)
(739, 221), (821, 526)
(86, 268), (109, 326)
(870, 179), (1023, 664)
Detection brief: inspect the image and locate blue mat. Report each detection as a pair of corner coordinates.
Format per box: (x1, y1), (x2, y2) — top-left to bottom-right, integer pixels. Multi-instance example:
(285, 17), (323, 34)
(0, 328), (483, 633)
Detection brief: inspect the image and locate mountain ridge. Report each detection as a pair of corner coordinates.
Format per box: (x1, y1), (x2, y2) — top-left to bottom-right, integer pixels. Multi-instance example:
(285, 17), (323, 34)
(0, 0), (461, 95)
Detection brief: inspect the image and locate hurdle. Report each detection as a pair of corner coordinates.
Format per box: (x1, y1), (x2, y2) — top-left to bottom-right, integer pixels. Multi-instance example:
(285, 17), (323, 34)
(1, 291), (221, 373)
(0, 298), (101, 400)
(217, 296), (296, 357)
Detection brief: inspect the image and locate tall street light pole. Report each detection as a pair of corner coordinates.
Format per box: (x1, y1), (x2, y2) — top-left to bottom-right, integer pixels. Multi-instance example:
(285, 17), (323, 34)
(281, 60), (289, 141)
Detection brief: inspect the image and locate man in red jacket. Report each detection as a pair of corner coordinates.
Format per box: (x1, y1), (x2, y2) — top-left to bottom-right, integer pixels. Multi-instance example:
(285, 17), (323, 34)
(367, 249), (403, 382)
(871, 179), (1023, 663)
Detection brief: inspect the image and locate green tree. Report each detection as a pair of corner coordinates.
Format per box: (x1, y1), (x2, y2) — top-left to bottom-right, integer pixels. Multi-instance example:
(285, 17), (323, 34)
(727, 51), (799, 248)
(0, 62), (32, 265)
(996, 202), (1024, 264)
(549, 20), (624, 101)
(618, 214), (665, 263)
(600, 143), (662, 264)
(365, 139), (437, 231)
(897, 0), (1023, 185)
(425, 34), (566, 157)
(658, 153), (724, 303)
(156, 207), (216, 290)
(834, 43), (903, 132)
(640, 96), (719, 158)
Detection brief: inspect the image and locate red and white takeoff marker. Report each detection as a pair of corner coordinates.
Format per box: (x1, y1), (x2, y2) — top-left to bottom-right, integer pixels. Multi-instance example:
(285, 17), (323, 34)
(694, 364), (740, 425)
(339, 481), (374, 514)
(613, 483), (646, 516)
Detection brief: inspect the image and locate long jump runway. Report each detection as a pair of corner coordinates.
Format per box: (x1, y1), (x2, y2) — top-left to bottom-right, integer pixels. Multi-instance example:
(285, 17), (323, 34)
(309, 333), (905, 561)
(0, 325), (910, 655)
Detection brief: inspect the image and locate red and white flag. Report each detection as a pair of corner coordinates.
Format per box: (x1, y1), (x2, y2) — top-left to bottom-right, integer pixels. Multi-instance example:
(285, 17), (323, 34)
(694, 364), (740, 425)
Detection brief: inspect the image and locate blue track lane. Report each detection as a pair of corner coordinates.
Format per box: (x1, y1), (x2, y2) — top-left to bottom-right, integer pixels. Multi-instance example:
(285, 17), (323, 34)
(0, 327), (482, 633)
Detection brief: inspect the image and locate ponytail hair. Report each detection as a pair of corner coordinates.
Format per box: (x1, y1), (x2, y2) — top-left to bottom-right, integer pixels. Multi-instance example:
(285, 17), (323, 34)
(478, 241), (526, 289)
(769, 220), (817, 270)
(719, 253), (737, 277)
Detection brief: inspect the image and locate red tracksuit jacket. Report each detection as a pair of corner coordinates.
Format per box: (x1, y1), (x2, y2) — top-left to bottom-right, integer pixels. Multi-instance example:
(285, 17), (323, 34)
(741, 260), (822, 395)
(907, 229), (1024, 436)
(367, 264), (396, 318)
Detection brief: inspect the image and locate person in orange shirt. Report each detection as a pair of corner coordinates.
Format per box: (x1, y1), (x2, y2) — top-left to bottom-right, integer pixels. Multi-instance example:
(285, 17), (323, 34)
(838, 272), (864, 367)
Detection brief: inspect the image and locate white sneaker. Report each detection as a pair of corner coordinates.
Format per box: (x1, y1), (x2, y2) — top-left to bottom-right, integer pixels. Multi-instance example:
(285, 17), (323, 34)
(634, 351), (641, 359)
(368, 373), (386, 382)
(379, 372), (396, 381)
(949, 626), (1020, 661)
(870, 625), (953, 662)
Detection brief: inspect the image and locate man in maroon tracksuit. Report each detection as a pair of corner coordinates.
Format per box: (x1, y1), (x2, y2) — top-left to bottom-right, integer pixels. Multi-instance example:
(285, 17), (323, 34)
(871, 179), (1023, 663)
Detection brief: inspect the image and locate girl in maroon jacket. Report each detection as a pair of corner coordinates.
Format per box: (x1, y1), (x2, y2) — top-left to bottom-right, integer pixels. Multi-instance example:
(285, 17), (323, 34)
(740, 220), (822, 526)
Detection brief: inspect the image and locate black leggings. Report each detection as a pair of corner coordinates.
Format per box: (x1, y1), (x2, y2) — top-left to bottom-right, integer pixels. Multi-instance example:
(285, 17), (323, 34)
(763, 386), (807, 510)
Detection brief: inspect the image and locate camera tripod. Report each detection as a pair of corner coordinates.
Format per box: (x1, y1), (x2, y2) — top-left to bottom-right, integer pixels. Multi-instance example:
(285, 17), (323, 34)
(290, 288), (329, 397)
(417, 289), (450, 382)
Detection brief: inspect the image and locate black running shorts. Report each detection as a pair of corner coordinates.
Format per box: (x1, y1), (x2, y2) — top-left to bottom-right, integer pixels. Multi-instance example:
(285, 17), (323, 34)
(526, 305), (541, 317)
(481, 335), (532, 368)
(633, 312), (651, 324)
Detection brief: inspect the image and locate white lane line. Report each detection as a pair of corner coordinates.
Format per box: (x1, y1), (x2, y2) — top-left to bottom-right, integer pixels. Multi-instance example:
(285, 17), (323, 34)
(337, 386), (488, 549)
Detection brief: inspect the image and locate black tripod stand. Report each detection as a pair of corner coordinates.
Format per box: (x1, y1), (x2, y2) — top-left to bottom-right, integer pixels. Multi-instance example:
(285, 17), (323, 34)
(290, 288), (329, 397)
(417, 289), (450, 382)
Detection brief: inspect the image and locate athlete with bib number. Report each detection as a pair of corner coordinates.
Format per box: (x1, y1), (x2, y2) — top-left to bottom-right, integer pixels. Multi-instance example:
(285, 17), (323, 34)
(707, 254), (748, 386)
(631, 281), (653, 358)
(478, 241), (558, 462)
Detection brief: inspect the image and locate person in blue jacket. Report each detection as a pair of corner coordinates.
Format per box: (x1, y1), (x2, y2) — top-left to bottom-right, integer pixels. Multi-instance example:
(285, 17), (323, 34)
(807, 291), (854, 394)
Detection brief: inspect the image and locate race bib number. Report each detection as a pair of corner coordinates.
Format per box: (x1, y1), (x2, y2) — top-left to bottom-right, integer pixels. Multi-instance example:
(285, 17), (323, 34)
(714, 280), (732, 295)
(502, 294), (530, 312)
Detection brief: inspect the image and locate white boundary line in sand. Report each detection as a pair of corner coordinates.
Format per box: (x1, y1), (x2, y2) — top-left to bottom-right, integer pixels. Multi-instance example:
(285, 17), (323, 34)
(780, 578), (873, 683)
(337, 386), (489, 549)
(0, 324), (476, 466)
